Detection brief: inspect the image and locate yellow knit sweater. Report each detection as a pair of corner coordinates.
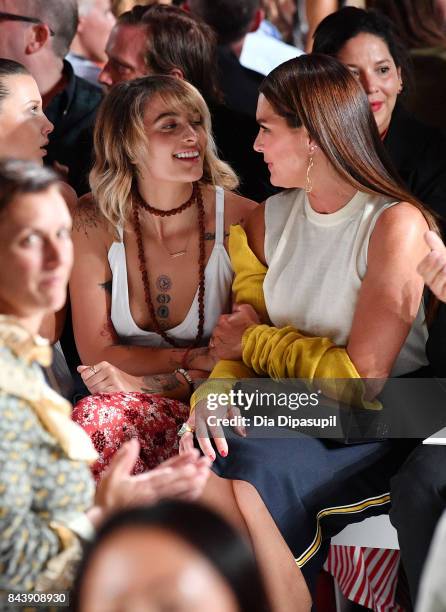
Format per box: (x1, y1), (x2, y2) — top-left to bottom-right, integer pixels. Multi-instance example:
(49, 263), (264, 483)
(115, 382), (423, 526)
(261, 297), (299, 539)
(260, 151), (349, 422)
(190, 225), (379, 411)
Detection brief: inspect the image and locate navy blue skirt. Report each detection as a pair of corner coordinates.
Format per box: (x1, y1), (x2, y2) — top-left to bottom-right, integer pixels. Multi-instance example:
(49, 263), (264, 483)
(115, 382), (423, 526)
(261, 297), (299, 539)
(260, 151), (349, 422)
(211, 429), (411, 591)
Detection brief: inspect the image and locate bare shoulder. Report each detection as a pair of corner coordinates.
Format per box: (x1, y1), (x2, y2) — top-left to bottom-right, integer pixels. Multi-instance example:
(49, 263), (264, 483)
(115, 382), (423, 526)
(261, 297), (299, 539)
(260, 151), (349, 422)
(58, 181), (77, 213)
(373, 201), (430, 242)
(72, 192), (110, 239)
(223, 189), (259, 226)
(369, 201), (430, 266)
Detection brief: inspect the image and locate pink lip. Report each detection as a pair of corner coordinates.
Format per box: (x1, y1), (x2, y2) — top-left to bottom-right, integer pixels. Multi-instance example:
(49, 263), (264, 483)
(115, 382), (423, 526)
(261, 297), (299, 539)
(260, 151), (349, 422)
(370, 101), (383, 112)
(40, 276), (64, 288)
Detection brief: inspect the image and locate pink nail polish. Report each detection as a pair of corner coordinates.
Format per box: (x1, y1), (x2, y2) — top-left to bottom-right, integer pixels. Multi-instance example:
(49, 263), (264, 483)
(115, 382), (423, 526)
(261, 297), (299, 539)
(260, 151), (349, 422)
(220, 450), (227, 457)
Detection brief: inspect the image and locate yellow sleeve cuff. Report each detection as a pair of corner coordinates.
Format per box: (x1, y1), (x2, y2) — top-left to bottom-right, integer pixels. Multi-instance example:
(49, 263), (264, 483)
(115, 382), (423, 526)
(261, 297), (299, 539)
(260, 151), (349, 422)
(190, 360), (256, 413)
(242, 324), (380, 410)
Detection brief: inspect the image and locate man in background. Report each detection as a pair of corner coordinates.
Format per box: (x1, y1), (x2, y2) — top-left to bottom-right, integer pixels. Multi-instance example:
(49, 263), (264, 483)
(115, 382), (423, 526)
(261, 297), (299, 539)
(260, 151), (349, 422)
(68, 0), (116, 85)
(186, 0), (265, 119)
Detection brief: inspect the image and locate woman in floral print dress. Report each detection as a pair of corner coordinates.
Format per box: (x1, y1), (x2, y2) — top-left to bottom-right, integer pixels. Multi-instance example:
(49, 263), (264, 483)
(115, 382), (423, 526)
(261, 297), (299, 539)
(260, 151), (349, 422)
(70, 76), (257, 478)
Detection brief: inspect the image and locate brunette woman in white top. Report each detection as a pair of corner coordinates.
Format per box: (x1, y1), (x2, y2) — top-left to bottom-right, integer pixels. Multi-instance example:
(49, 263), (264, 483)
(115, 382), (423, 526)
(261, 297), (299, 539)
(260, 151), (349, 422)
(70, 76), (257, 477)
(180, 55), (438, 610)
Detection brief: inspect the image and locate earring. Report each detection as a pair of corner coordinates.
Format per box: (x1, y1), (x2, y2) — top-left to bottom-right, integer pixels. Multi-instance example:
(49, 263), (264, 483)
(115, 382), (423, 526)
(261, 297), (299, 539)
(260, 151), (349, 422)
(305, 153), (314, 194)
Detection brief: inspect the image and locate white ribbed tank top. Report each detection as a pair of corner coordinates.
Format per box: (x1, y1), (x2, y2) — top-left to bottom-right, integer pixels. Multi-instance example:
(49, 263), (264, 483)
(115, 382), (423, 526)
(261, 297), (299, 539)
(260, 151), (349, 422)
(108, 186), (232, 348)
(263, 188), (428, 376)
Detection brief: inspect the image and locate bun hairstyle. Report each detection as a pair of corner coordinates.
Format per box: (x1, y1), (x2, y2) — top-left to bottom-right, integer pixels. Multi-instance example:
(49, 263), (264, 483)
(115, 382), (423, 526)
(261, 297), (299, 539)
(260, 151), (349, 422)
(0, 59), (30, 111)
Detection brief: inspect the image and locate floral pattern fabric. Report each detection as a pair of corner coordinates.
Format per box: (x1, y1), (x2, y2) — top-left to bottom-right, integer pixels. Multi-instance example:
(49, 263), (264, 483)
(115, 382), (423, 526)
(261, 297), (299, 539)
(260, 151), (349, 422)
(72, 392), (189, 481)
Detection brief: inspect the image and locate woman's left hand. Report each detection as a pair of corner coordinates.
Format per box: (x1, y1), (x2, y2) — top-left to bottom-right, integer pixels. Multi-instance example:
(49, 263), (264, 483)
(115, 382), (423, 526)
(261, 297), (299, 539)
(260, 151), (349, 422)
(78, 362), (142, 393)
(210, 303), (261, 360)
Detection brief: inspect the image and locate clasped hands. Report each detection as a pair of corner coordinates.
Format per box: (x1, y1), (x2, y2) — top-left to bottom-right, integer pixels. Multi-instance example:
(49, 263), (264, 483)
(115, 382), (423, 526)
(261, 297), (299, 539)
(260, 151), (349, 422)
(208, 303), (260, 361)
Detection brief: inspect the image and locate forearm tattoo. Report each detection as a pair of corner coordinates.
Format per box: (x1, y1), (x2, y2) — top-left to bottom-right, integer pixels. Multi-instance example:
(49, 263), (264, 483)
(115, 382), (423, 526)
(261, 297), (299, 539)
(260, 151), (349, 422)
(140, 373), (182, 394)
(185, 347), (209, 368)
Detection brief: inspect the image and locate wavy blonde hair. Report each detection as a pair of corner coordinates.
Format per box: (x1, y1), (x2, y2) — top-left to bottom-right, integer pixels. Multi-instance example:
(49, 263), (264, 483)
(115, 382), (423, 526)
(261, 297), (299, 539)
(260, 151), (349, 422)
(90, 75), (238, 229)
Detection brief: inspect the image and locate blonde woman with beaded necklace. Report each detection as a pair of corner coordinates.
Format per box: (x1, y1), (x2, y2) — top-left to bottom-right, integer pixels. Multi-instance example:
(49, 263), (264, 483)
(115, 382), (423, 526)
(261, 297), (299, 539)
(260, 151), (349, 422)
(70, 75), (256, 479)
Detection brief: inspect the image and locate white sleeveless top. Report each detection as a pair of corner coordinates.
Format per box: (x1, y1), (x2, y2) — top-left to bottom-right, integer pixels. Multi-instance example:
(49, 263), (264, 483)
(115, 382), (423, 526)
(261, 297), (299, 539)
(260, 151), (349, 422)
(263, 189), (428, 377)
(108, 186), (232, 348)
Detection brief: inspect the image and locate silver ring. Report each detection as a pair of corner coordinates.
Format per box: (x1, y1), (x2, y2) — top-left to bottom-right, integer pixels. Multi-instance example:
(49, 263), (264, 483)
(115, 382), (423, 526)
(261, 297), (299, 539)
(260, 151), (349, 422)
(89, 365), (97, 375)
(178, 422), (195, 437)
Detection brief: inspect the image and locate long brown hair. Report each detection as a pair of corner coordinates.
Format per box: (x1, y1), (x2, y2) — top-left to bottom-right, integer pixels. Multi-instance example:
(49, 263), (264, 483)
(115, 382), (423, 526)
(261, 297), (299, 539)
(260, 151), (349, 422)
(260, 54), (438, 232)
(90, 75), (238, 229)
(260, 54), (440, 320)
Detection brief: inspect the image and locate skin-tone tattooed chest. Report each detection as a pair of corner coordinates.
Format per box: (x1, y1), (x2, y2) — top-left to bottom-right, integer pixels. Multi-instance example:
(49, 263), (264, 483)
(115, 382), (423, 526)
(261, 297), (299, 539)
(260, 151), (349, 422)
(155, 275), (172, 326)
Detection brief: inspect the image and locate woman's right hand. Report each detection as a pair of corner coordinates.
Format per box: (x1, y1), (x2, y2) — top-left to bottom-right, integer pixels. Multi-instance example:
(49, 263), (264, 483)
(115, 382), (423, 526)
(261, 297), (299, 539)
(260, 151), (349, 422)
(95, 438), (211, 516)
(179, 399), (246, 462)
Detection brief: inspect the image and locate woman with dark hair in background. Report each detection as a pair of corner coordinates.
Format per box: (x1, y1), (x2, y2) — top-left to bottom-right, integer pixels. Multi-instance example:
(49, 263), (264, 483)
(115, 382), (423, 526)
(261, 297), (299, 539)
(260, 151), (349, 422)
(313, 6), (446, 225)
(180, 54), (438, 609)
(73, 501), (270, 611)
(367, 0), (446, 130)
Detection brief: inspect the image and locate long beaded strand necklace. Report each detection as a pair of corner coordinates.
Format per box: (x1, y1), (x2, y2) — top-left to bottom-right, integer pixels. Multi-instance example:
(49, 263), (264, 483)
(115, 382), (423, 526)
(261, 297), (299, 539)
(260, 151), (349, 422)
(132, 182), (206, 348)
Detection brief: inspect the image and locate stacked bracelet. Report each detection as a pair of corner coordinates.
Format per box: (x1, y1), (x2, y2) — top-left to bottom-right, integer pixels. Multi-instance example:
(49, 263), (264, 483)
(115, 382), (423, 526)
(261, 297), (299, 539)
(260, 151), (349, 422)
(174, 368), (194, 392)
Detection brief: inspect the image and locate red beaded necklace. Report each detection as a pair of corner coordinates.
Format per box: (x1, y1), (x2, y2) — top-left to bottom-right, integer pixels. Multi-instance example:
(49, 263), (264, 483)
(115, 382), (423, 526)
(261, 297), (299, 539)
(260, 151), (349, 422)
(132, 182), (206, 348)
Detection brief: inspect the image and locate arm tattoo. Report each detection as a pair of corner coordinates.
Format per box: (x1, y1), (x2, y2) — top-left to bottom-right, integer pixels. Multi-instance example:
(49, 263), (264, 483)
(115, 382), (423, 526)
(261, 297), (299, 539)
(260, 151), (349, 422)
(140, 373), (182, 394)
(99, 280), (113, 294)
(72, 200), (101, 235)
(185, 347), (209, 368)
(100, 316), (119, 343)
